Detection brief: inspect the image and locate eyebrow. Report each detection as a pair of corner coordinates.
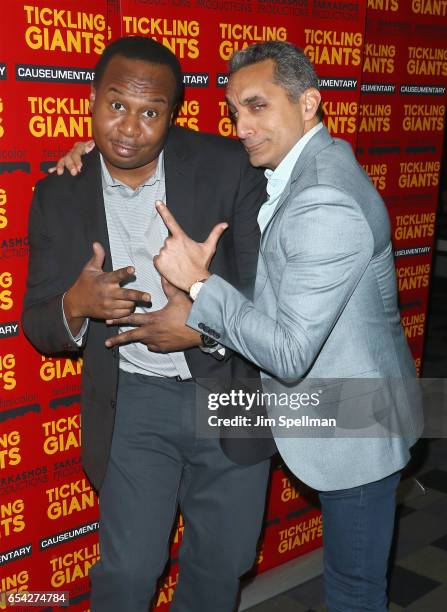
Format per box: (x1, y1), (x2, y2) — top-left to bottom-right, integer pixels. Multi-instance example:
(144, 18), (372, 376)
(226, 94), (266, 107)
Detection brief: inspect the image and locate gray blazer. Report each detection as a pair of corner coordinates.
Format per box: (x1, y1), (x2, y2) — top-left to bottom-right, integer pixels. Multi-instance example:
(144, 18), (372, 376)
(188, 126), (422, 491)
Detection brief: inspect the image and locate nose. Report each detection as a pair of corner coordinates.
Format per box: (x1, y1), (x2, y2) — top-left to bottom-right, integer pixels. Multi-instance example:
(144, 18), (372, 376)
(118, 112), (140, 137)
(235, 111), (254, 141)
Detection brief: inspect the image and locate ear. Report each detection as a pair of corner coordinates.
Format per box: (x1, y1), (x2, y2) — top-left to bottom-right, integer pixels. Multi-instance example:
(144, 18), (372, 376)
(302, 88), (321, 121)
(89, 87), (96, 113)
(169, 102), (180, 126)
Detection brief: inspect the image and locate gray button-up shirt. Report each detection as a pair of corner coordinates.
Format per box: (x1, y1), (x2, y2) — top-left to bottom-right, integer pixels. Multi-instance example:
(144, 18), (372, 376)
(101, 153), (192, 379)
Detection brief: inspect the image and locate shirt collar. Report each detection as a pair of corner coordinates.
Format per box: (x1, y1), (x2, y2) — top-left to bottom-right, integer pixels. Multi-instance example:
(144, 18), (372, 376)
(100, 151), (165, 190)
(264, 122), (323, 199)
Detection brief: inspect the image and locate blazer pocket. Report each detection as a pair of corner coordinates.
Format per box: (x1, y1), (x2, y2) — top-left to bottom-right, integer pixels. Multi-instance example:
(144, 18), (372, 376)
(308, 370), (380, 410)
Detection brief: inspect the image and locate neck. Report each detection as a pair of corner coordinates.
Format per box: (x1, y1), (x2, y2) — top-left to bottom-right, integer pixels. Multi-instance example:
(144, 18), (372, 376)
(303, 117), (320, 135)
(105, 157), (158, 190)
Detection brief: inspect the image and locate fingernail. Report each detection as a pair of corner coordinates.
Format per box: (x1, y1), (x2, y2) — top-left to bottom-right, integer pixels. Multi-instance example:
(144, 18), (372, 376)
(105, 341), (111, 347)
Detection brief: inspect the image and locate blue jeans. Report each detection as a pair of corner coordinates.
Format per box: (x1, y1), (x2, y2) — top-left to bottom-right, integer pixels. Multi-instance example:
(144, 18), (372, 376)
(319, 470), (401, 612)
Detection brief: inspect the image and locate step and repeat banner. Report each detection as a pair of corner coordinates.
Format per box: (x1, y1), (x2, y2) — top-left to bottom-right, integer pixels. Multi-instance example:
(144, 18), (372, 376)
(358, 0), (447, 375)
(0, 1), (445, 610)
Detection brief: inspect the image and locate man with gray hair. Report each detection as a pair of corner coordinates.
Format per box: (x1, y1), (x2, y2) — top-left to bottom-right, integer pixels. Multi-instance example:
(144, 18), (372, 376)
(154, 41), (422, 612)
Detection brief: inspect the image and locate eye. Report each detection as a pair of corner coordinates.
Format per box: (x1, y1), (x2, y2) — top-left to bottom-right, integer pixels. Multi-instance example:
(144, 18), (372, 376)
(143, 109), (159, 118)
(251, 103), (266, 112)
(111, 101), (124, 111)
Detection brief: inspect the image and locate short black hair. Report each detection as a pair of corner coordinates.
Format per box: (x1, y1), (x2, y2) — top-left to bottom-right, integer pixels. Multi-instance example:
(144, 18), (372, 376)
(93, 36), (184, 107)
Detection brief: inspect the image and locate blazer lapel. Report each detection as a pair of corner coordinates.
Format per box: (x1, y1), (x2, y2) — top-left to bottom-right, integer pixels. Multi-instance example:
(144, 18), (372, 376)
(260, 125), (334, 243)
(260, 181), (292, 247)
(74, 150), (114, 273)
(164, 128), (197, 239)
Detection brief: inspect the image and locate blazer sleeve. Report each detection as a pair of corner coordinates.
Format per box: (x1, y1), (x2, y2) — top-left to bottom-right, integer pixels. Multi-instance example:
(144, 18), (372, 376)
(21, 183), (82, 355)
(187, 186), (374, 381)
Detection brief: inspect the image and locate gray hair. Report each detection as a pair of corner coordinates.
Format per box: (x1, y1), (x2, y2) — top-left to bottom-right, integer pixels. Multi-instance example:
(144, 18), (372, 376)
(229, 41), (320, 102)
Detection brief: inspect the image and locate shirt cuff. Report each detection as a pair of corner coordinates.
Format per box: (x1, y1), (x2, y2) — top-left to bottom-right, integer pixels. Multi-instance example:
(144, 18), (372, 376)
(199, 343), (226, 360)
(62, 293), (89, 346)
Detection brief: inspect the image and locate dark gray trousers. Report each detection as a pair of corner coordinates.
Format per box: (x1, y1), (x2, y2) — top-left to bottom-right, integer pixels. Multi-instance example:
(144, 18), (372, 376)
(89, 371), (270, 612)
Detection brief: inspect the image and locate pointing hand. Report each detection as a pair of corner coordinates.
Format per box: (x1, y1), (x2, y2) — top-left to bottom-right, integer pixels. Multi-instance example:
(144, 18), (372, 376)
(153, 201), (228, 292)
(64, 242), (151, 335)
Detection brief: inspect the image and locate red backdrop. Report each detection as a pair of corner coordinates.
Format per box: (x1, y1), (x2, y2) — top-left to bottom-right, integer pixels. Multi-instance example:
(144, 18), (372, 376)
(1, 0), (446, 609)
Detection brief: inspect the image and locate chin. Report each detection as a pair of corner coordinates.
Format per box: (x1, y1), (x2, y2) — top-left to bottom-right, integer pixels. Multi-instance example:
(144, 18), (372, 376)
(103, 149), (142, 169)
(115, 158), (141, 169)
(248, 154), (265, 168)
